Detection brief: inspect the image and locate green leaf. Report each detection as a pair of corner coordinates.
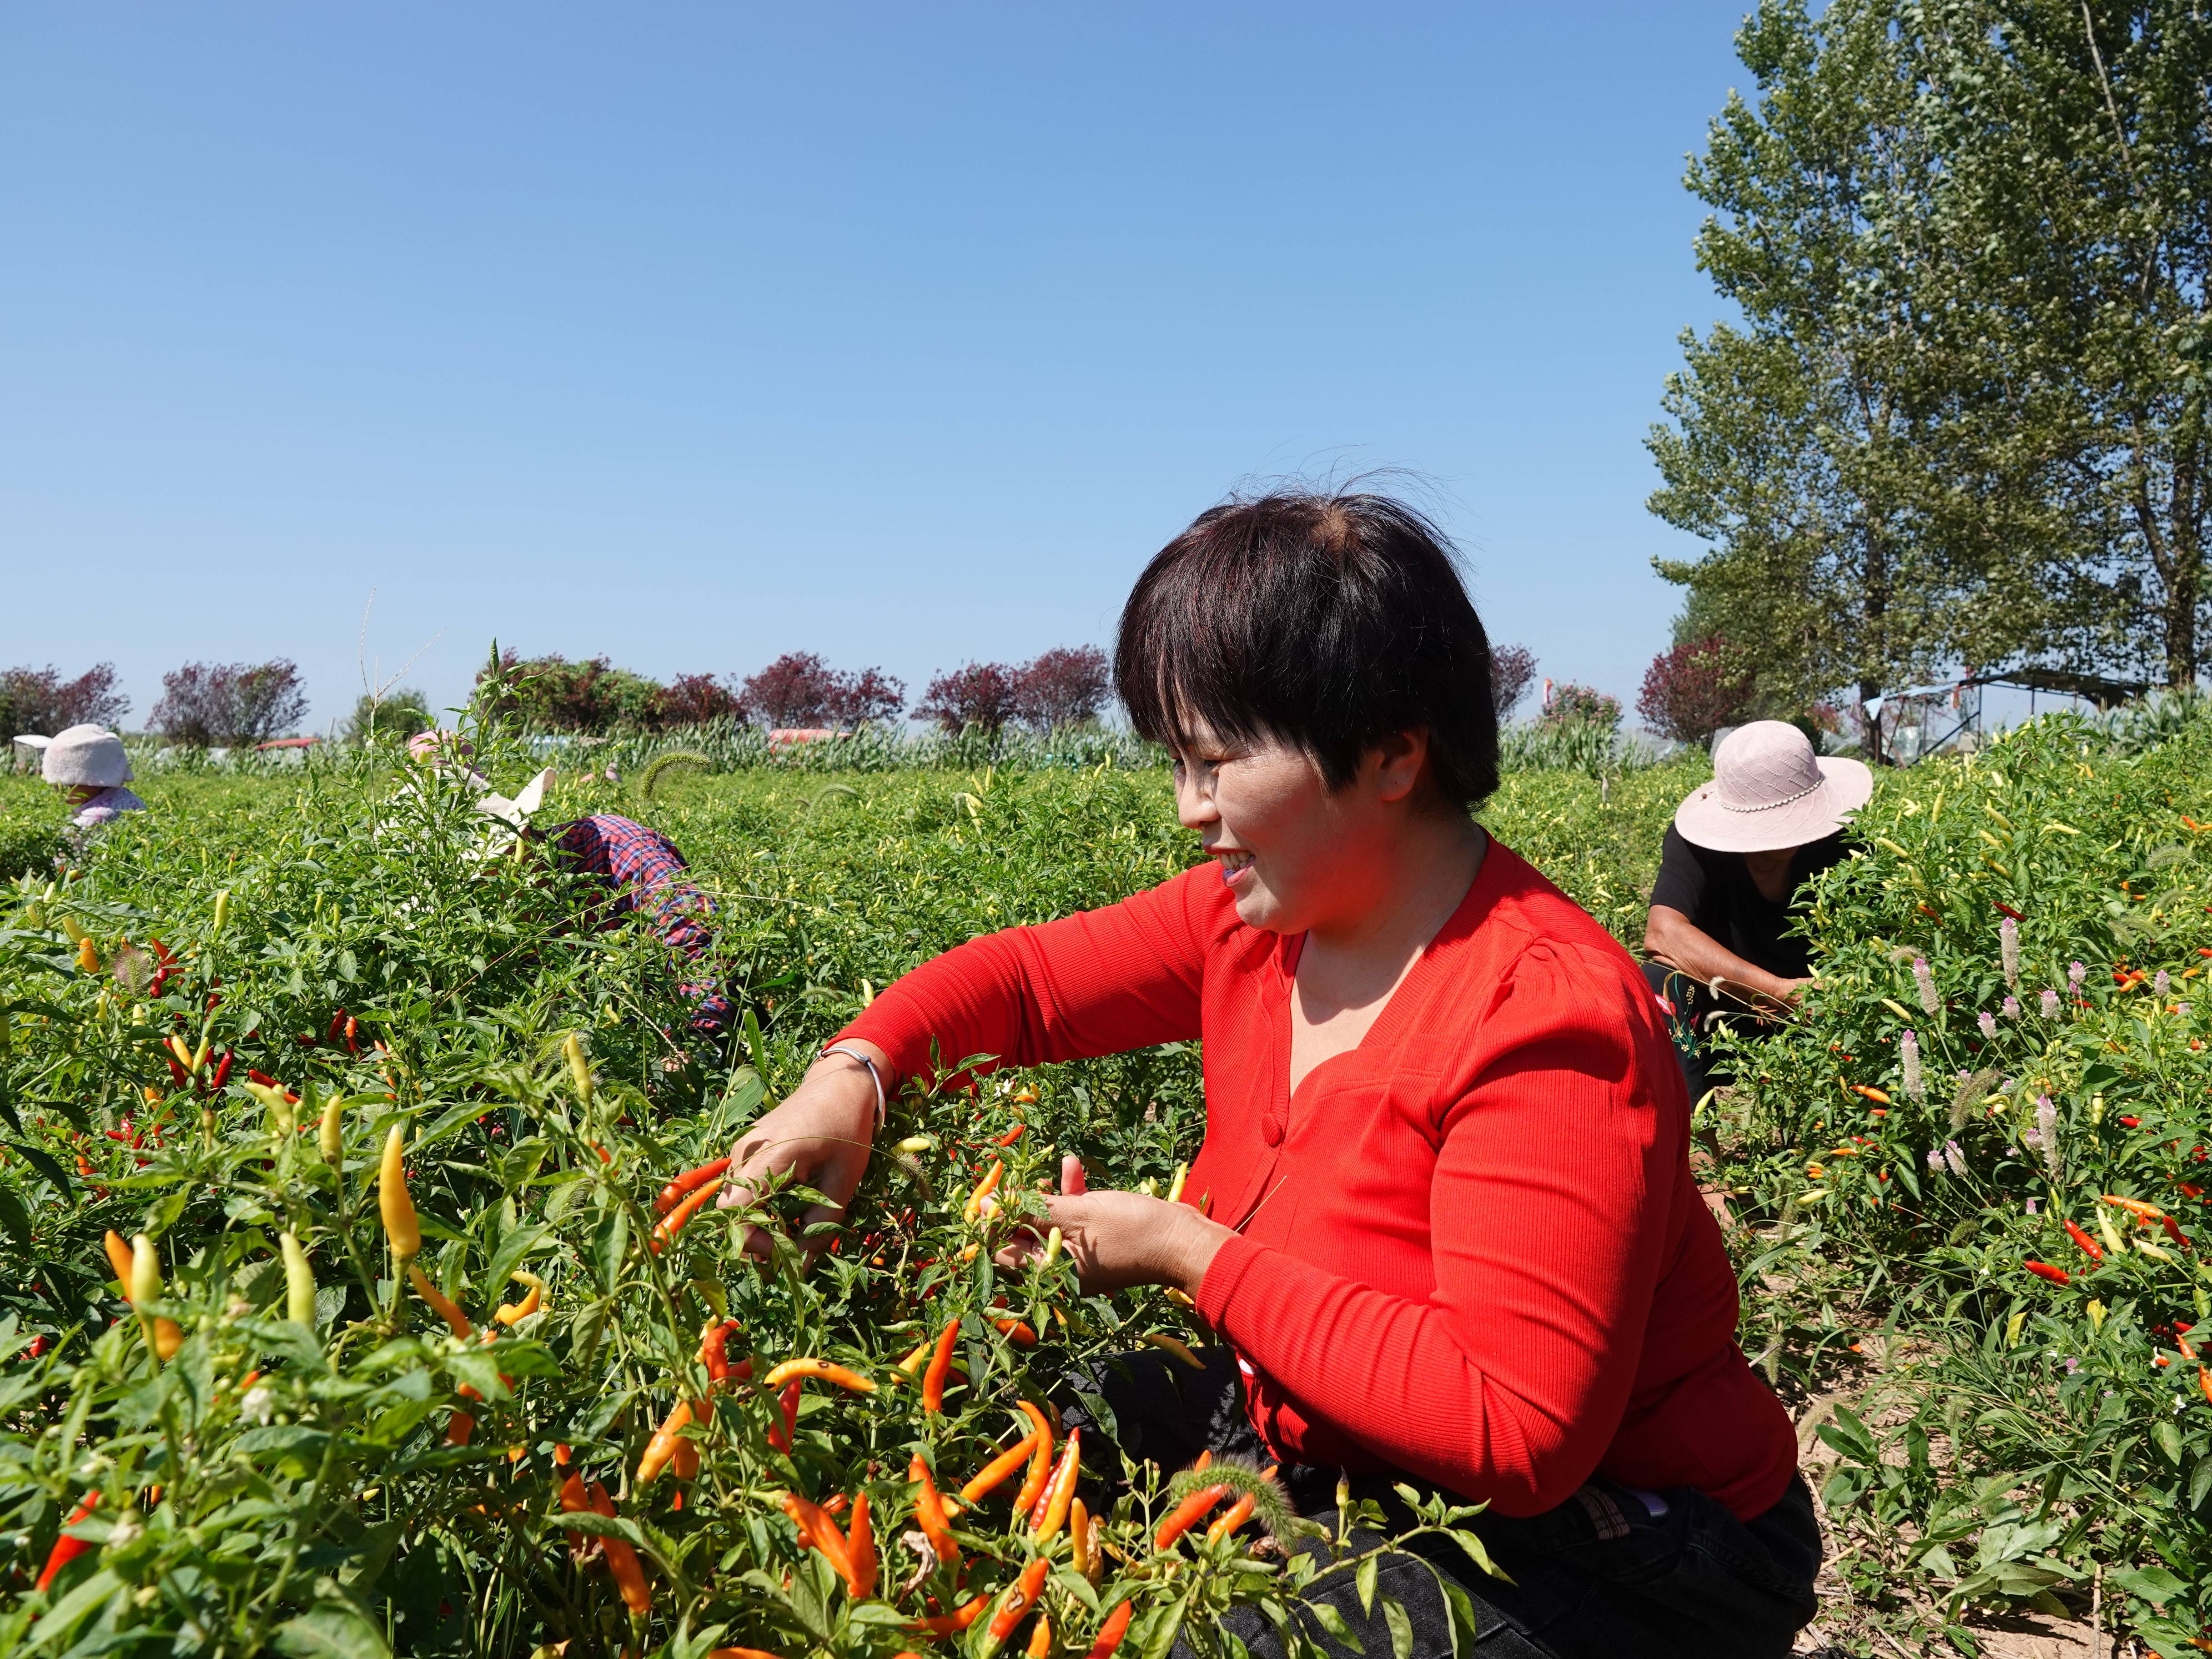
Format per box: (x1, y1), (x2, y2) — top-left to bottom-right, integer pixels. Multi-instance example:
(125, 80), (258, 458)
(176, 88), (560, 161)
(1355, 1554), (1377, 1617)
(272, 1599), (393, 1659)
(1308, 1601), (1363, 1654)
(1381, 1595), (1414, 1659)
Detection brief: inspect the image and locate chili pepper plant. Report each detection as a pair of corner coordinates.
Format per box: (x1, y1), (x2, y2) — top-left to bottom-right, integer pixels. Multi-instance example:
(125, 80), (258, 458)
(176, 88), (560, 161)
(0, 707), (1503, 1659)
(1705, 711), (2212, 1652)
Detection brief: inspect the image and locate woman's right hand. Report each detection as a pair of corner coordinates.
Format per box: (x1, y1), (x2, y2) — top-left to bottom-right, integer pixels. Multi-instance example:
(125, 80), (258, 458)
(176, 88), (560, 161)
(717, 1043), (887, 1260)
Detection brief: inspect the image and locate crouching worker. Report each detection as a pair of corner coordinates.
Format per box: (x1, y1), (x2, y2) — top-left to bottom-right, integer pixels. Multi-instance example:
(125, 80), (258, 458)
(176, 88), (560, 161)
(45, 725), (146, 842)
(548, 811), (732, 1040)
(413, 732), (732, 1042)
(714, 492), (1822, 1658)
(1642, 720), (1871, 1108)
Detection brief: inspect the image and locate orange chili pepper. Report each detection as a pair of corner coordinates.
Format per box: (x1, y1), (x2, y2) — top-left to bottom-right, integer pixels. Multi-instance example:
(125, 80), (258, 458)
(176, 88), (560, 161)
(1155, 1483), (1228, 1548)
(1010, 1400), (1055, 1515)
(763, 1357), (876, 1393)
(985, 1557), (1051, 1652)
(638, 1397), (709, 1485)
(991, 1316), (1038, 1347)
(707, 1649), (789, 1659)
(963, 1160), (1004, 1223)
(407, 1264), (474, 1338)
(908, 1595), (990, 1640)
(846, 1491), (876, 1599)
(910, 1453), (961, 1573)
(657, 1156), (732, 1215)
(102, 1230), (135, 1290)
(588, 1481), (652, 1614)
(922, 1315), (960, 1413)
(1205, 1490), (1257, 1543)
(2200, 1365), (2212, 1407)
(782, 1490), (857, 1586)
(1083, 1603), (1133, 1659)
(1025, 1612), (1052, 1659)
(959, 1432), (1041, 1504)
(2103, 1194), (2167, 1221)
(651, 1178), (724, 1252)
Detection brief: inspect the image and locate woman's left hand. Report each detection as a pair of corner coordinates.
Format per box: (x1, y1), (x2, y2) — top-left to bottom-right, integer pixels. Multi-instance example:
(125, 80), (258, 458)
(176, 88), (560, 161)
(995, 1156), (1236, 1296)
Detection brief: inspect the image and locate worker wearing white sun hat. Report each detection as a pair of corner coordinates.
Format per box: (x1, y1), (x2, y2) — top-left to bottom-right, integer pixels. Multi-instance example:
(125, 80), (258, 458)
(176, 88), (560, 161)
(1643, 720), (1874, 1106)
(42, 724), (147, 834)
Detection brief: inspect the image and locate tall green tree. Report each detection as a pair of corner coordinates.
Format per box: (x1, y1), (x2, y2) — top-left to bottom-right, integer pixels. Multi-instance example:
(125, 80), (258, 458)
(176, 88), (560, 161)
(1911, 0), (2212, 689)
(1648, 0), (1971, 748)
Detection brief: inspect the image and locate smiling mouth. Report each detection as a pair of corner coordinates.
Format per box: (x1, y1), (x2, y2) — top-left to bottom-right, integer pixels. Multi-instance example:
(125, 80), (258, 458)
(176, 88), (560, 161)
(1217, 850), (1254, 877)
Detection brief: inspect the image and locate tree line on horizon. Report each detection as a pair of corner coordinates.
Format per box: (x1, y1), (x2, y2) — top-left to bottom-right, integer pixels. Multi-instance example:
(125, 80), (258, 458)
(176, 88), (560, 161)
(1643, 0), (2212, 758)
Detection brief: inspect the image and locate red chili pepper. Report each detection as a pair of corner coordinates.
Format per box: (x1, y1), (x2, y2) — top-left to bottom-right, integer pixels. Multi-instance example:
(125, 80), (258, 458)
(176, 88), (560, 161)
(1155, 1483), (1229, 1548)
(2025, 1260), (2072, 1286)
(35, 1492), (99, 1593)
(995, 1121), (1026, 1146)
(922, 1314), (960, 1414)
(344, 1016), (359, 1055)
(766, 1378), (802, 1454)
(326, 1010), (347, 1043)
(655, 1157), (732, 1216)
(166, 1055), (188, 1088)
(2118, 1116), (2142, 1129)
(28, 1334), (48, 1358)
(207, 1051), (233, 1093)
(2163, 1214), (2193, 1250)
(1084, 1603), (1134, 1659)
(1993, 901), (2024, 921)
(2064, 1220), (2103, 1261)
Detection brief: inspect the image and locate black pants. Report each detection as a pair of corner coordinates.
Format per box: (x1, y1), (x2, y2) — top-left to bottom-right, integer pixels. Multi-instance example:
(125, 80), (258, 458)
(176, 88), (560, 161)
(1064, 1348), (1821, 1659)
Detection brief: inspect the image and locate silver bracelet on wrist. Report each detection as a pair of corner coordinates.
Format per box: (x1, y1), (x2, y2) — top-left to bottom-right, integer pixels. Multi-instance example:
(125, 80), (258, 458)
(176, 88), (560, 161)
(821, 1044), (886, 1128)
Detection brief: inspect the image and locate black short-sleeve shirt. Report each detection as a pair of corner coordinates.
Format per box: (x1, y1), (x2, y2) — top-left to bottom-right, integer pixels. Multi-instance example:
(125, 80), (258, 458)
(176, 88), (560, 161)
(1647, 826), (1845, 981)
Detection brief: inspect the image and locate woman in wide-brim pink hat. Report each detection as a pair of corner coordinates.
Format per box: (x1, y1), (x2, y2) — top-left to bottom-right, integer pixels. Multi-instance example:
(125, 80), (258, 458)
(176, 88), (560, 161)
(1644, 720), (1873, 1107)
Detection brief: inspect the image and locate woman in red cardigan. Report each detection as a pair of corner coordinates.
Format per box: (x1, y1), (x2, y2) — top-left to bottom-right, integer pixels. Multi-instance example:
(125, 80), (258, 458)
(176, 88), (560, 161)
(721, 492), (1818, 1657)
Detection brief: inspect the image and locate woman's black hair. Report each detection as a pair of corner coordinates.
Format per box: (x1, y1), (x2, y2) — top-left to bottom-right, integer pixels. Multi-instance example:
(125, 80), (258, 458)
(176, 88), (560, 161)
(1115, 489), (1500, 808)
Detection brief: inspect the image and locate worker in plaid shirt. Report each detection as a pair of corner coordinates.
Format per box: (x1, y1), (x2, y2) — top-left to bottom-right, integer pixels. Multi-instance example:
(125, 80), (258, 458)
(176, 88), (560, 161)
(552, 813), (733, 1037)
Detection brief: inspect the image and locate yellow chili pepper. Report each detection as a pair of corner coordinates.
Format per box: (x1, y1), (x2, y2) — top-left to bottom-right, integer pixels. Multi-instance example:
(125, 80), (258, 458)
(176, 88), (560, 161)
(281, 1232), (317, 1329)
(130, 1234), (183, 1361)
(380, 1124), (421, 1262)
(564, 1031), (592, 1105)
(211, 890), (230, 935)
(318, 1096), (345, 1163)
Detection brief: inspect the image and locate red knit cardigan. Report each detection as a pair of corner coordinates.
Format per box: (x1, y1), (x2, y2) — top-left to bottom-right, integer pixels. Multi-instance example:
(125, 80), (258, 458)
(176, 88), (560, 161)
(837, 841), (1799, 1520)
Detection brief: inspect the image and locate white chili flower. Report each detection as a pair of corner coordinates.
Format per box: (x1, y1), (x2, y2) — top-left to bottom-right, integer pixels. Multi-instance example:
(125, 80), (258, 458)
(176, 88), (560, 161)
(240, 1386), (275, 1426)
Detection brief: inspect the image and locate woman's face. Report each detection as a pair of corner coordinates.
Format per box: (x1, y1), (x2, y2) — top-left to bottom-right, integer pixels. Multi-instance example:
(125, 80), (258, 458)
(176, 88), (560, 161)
(1170, 720), (1423, 935)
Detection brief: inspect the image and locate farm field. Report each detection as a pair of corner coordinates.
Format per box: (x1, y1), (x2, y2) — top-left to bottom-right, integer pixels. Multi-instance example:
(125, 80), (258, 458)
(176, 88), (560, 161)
(2, 716), (2209, 1657)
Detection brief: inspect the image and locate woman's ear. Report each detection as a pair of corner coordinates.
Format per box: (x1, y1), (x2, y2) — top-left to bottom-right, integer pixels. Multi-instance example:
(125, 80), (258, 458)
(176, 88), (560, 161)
(1368, 729), (1432, 804)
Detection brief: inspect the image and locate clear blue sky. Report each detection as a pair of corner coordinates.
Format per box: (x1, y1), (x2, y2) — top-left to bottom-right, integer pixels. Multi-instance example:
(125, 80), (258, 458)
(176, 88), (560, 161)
(1, 3), (1759, 734)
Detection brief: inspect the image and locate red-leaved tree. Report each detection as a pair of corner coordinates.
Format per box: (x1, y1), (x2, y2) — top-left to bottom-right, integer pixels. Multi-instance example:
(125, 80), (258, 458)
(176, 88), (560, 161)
(152, 661), (309, 747)
(1013, 646), (1110, 732)
(654, 674), (743, 727)
(918, 662), (1021, 734)
(1488, 644), (1537, 718)
(737, 654), (905, 729)
(0, 664), (129, 736)
(1636, 636), (1757, 744)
